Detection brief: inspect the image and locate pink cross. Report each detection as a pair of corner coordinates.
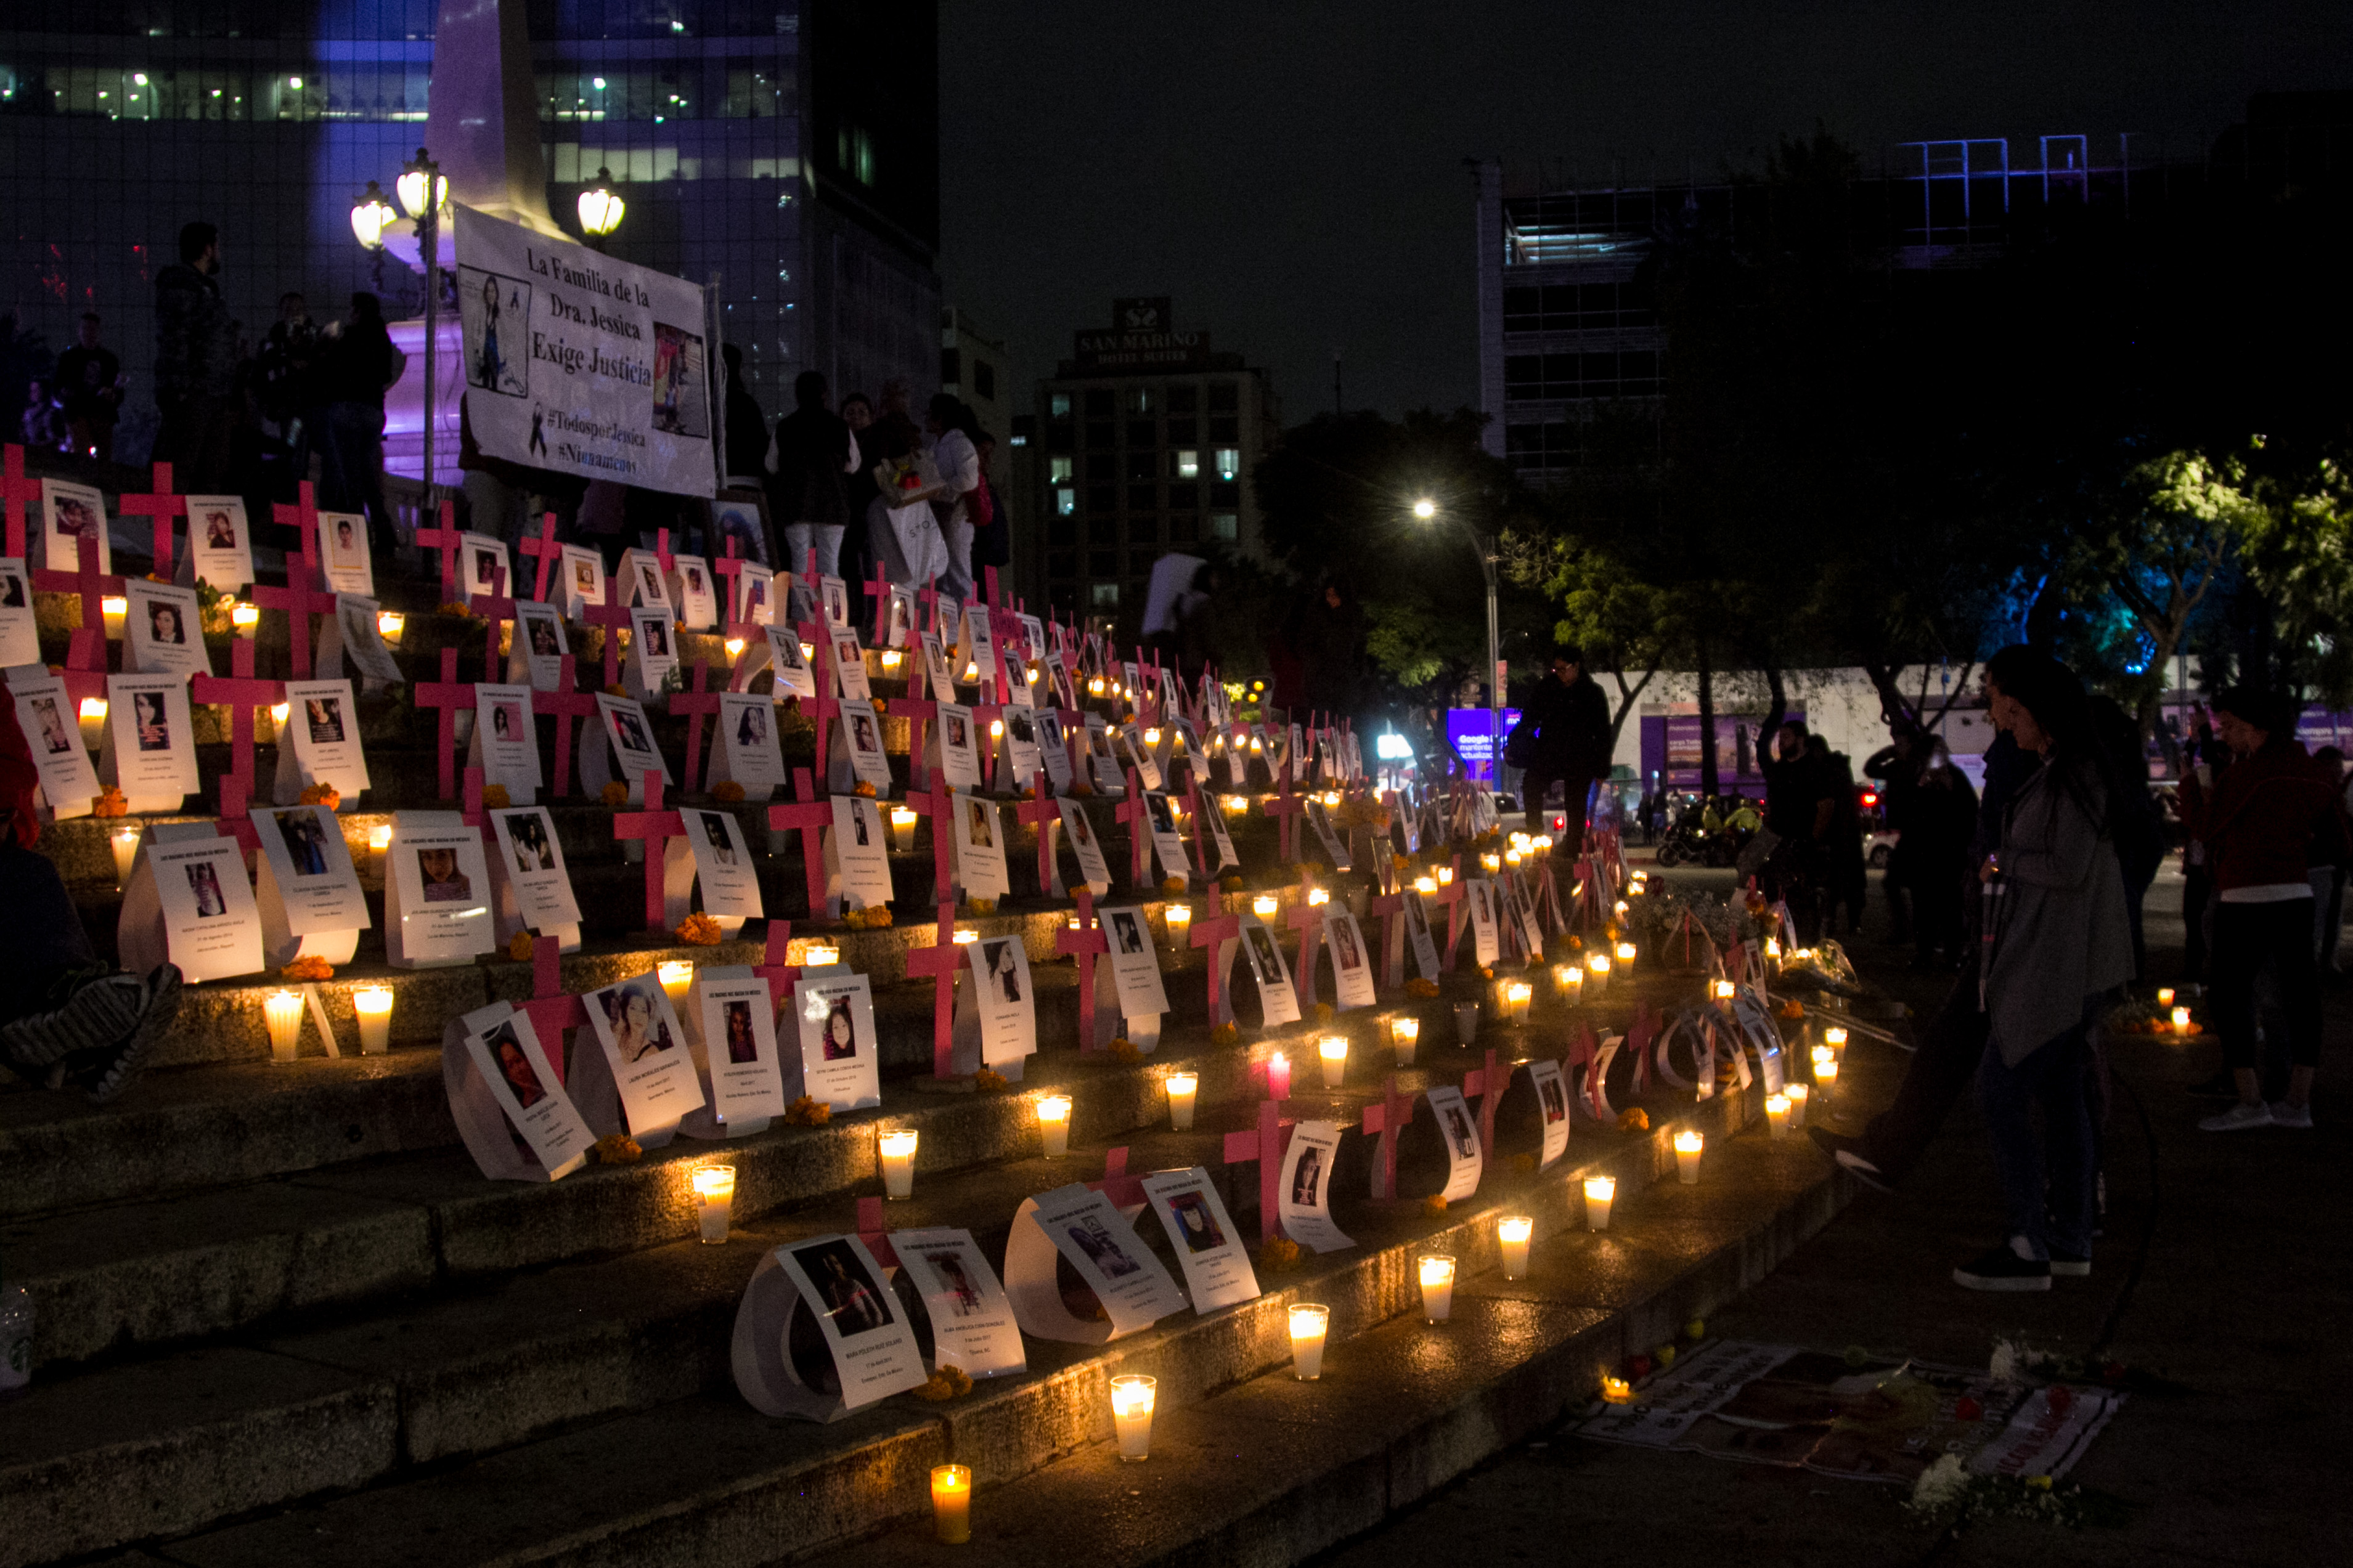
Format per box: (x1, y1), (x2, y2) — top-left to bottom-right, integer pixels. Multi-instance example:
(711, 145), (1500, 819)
(1461, 1046), (1506, 1161)
(764, 767), (837, 919)
(613, 771), (687, 933)
(413, 497), (466, 599)
(516, 512), (564, 603)
(412, 648), (473, 802)
(902, 899), (965, 1080)
(1221, 1099), (1295, 1241)
(1261, 762), (1308, 863)
(864, 559), (897, 646)
(248, 567), (340, 683)
(907, 778), (958, 903)
(1366, 880), (1408, 992)
(31, 529), (123, 647)
(468, 561), (518, 678)
(118, 462), (185, 579)
(1431, 855), (1470, 972)
(0, 444), (39, 557)
(190, 633), (283, 810)
(577, 592), (636, 692)
(212, 775), (263, 856)
(1087, 1146), (1149, 1208)
(667, 660), (722, 795)
(751, 919), (802, 1015)
(1189, 901), (1243, 1025)
(1626, 1004), (1659, 1097)
(897, 688), (938, 792)
(1013, 772), (1062, 893)
(517, 936), (589, 1087)
(1180, 775), (1213, 880)
(272, 481), (323, 588)
(1361, 1074), (1418, 1202)
(1112, 767), (1156, 888)
(854, 1195), (901, 1269)
(710, 535), (748, 625)
(801, 633), (852, 786)
(535, 655), (600, 797)
(915, 572), (948, 639)
(1054, 887), (1112, 1055)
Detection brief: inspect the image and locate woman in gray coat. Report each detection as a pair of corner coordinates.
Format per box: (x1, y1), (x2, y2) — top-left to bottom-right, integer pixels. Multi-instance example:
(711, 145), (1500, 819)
(1954, 646), (2134, 1292)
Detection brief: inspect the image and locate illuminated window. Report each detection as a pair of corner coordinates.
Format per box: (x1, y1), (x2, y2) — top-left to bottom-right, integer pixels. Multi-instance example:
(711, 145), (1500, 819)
(1173, 449), (1199, 479)
(1211, 512), (1239, 540)
(1091, 582), (1121, 608)
(1050, 392), (1072, 420)
(1048, 457), (1073, 482)
(1125, 386), (1152, 415)
(1054, 487), (1075, 516)
(1214, 449), (1241, 481)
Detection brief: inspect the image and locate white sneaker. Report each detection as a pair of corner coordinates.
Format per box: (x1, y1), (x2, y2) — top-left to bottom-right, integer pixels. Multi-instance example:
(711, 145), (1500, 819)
(2200, 1100), (2274, 1132)
(2269, 1102), (2314, 1129)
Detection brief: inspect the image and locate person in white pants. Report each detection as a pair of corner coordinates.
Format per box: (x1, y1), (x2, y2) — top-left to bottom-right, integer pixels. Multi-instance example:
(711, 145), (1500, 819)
(925, 393), (980, 602)
(769, 370), (859, 579)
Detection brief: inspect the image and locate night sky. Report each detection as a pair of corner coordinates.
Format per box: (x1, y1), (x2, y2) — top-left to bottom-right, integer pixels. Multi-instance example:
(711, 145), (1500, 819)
(937, 0), (2352, 423)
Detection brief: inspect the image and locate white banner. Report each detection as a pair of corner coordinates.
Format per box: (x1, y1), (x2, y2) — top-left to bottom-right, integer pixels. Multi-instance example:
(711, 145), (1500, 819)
(454, 205), (714, 498)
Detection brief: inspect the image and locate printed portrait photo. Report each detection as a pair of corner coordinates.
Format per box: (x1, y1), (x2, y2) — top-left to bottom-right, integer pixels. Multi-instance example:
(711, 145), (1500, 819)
(928, 1249), (984, 1317)
(203, 509), (237, 548)
(526, 611), (562, 656)
(683, 565), (704, 596)
(699, 811), (738, 866)
(1165, 1190), (1228, 1255)
(1332, 919), (1363, 972)
(185, 859), (228, 918)
(600, 982), (673, 1063)
(50, 490), (100, 541)
(794, 1238), (892, 1336)
(134, 691), (171, 751)
(641, 619), (670, 659)
(1069, 808), (1095, 848)
(1111, 911), (1146, 955)
(0, 570), (24, 607)
(1446, 1105), (1479, 1161)
(612, 707), (654, 757)
(639, 565), (663, 603)
(418, 845), (473, 903)
(850, 713), (879, 755)
(1404, 892), (1430, 941)
(822, 996), (859, 1060)
(850, 801), (871, 846)
(146, 598), (186, 646)
(1036, 710), (1064, 754)
(490, 701), (523, 741)
(735, 704), (768, 747)
(276, 809), (330, 877)
(332, 516), (359, 559)
(982, 938), (1022, 1004)
(1291, 1145), (1324, 1208)
(945, 713), (969, 750)
(1006, 707), (1036, 745)
(1245, 925), (1283, 980)
(504, 811), (557, 872)
(473, 548), (500, 588)
(724, 998), (758, 1064)
(30, 695), (71, 754)
(1065, 1215), (1142, 1279)
(1540, 1074), (1567, 1124)
(1146, 794), (1178, 835)
(488, 1022), (545, 1110)
(574, 558), (598, 591)
(965, 797), (993, 850)
(306, 696), (345, 744)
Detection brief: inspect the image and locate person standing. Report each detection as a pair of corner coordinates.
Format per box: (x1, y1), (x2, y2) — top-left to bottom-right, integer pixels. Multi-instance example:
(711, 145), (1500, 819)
(2179, 708), (2225, 983)
(968, 430), (1009, 587)
(52, 314), (123, 463)
(860, 382), (928, 587)
(925, 393), (981, 601)
(1863, 724), (1923, 943)
(721, 344), (772, 492)
(1905, 741), (1978, 967)
(1811, 734), (1867, 936)
(767, 370), (858, 579)
(153, 221), (240, 492)
(1756, 717), (1833, 941)
(1505, 645), (1613, 854)
(2310, 745), (2347, 973)
(20, 379), (66, 453)
(1292, 575), (1369, 729)
(839, 392), (879, 618)
(2179, 688), (2352, 1131)
(316, 293), (402, 559)
(1952, 647), (2133, 1291)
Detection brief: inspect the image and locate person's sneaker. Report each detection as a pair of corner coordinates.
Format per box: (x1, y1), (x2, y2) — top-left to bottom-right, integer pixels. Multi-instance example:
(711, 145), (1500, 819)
(0, 965), (182, 1103)
(2049, 1251), (2092, 1278)
(2269, 1101), (2314, 1129)
(1808, 1126), (1894, 1193)
(2200, 1100), (2275, 1132)
(1954, 1237), (2051, 1293)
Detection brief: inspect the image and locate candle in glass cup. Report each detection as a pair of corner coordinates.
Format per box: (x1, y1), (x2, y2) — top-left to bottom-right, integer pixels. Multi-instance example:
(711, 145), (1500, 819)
(1498, 1214), (1534, 1279)
(890, 806), (917, 851)
(930, 1464), (972, 1543)
(1418, 1254), (1456, 1322)
(1266, 1052), (1292, 1100)
(354, 986), (394, 1054)
(1253, 894), (1279, 920)
(231, 601), (259, 635)
(77, 697), (107, 749)
(101, 595), (127, 639)
(1765, 1093), (1792, 1138)
(1674, 1129), (1704, 1184)
(1391, 1015), (1420, 1066)
(1583, 1175), (1616, 1230)
(803, 943), (841, 969)
(369, 823), (393, 874)
(1784, 1081), (1809, 1128)
(1307, 887), (1330, 907)
(1318, 1034), (1348, 1088)
(1812, 1057), (1837, 1097)
(1560, 964), (1584, 1003)
(1454, 1002), (1478, 1044)
(693, 1166), (736, 1241)
(1165, 903), (1192, 941)
(1822, 1025), (1848, 1058)
(110, 827), (140, 888)
(1506, 981), (1533, 1024)
(1613, 940), (1637, 970)
(658, 960), (695, 1007)
(2155, 986), (2176, 1008)
(1415, 875), (1438, 896)
(377, 610), (404, 645)
(2171, 1005), (2193, 1034)
(264, 990), (304, 1063)
(879, 1129), (918, 1198)
(1035, 1094), (1072, 1156)
(1711, 978), (1735, 1002)
(1289, 1303), (1331, 1379)
(1586, 953), (1612, 994)
(1109, 1375), (1156, 1459)
(1165, 1071), (1198, 1129)
(1438, 865), (1454, 886)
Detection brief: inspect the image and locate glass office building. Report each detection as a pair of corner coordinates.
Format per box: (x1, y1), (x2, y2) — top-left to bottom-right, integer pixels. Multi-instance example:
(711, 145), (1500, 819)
(0, 0), (939, 468)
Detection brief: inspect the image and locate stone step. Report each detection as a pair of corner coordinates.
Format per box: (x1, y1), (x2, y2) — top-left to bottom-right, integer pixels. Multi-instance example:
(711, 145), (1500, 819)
(57, 1087), (1832, 1568)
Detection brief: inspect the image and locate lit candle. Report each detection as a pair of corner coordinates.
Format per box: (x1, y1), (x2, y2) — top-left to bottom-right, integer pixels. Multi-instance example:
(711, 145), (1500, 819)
(1674, 1129), (1703, 1184)
(1764, 936), (1781, 960)
(1766, 1093), (1792, 1138)
(1090, 676), (1106, 697)
(1109, 1374), (1156, 1460)
(110, 827), (140, 888)
(1784, 1081), (1809, 1128)
(1498, 1214), (1533, 1280)
(2171, 1005), (2193, 1034)
(1584, 1174), (1617, 1231)
(269, 701), (290, 739)
(1561, 964), (1584, 1003)
(658, 960), (695, 1007)
(953, 928), (978, 945)
(1253, 894), (1279, 919)
(2155, 986), (2176, 1007)
(881, 649), (903, 672)
(101, 595), (126, 639)
(1586, 953), (1612, 994)
(1036, 1094), (1072, 1156)
(1506, 981), (1533, 1024)
(1165, 903), (1192, 940)
(1415, 875), (1438, 896)
(1318, 1034), (1348, 1089)
(693, 1166), (736, 1242)
(1418, 1253), (1456, 1322)
(725, 636), (746, 661)
(804, 943), (841, 968)
(890, 806), (917, 851)
(1289, 1304), (1330, 1379)
(369, 823), (393, 873)
(1165, 1071), (1197, 1129)
(76, 696), (107, 749)
(264, 990), (304, 1063)
(1822, 1025), (1848, 1055)
(1711, 978), (1735, 1002)
(377, 610), (404, 645)
(1144, 727), (1162, 746)
(1504, 850), (1522, 870)
(879, 1128), (919, 1199)
(1481, 852), (1501, 873)
(1613, 940), (1637, 969)
(354, 986), (394, 1054)
(805, 642), (820, 662)
(231, 601), (259, 635)
(1437, 866), (1454, 887)
(1454, 1001), (1479, 1044)
(1391, 1015), (1420, 1066)
(1813, 1057), (1838, 1097)
(1266, 1052), (1292, 1100)
(989, 720), (1003, 739)
(1601, 1375), (1634, 1404)
(1224, 795), (1250, 816)
(1306, 887), (1330, 906)
(930, 1464), (972, 1544)
(1613, 899), (1629, 918)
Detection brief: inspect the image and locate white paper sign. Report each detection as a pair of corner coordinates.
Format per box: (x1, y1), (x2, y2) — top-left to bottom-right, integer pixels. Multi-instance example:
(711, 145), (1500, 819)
(1466, 879), (1502, 965)
(950, 791), (1011, 900)
(763, 625), (817, 699)
(133, 835), (264, 982)
(890, 1227), (1026, 1378)
(0, 561), (32, 665)
(102, 673), (199, 808)
(693, 972), (792, 1123)
(830, 630), (871, 700)
(1528, 1058), (1572, 1171)
(833, 699), (893, 794)
(320, 595), (405, 685)
(41, 478), (110, 574)
(578, 972), (705, 1141)
(792, 972), (884, 1111)
(1277, 1119), (1355, 1253)
(123, 581), (209, 677)
(384, 812), (497, 966)
(456, 205), (716, 498)
(736, 561), (776, 626)
(455, 1002), (595, 1179)
(708, 693), (788, 800)
(1143, 791), (1190, 884)
(967, 935), (1038, 1071)
(470, 684), (542, 802)
(1425, 1084), (1485, 1201)
(1239, 916), (1303, 1026)
(559, 545), (606, 619)
(589, 693), (671, 800)
(825, 795), (894, 911)
(1324, 909), (1379, 1010)
(1403, 890), (1444, 981)
(1054, 798), (1112, 896)
(488, 805), (584, 930)
(314, 510), (373, 594)
(626, 606), (679, 701)
(1033, 705), (1075, 795)
(1099, 904), (1172, 1029)
(251, 804), (369, 962)
(932, 702), (982, 792)
(682, 806), (762, 919)
(765, 1236), (928, 1410)
(184, 496), (255, 590)
(276, 680), (370, 803)
(1000, 701), (1045, 787)
(1140, 1167), (1261, 1311)
(619, 548), (672, 611)
(512, 602), (570, 691)
(1008, 1183), (1186, 1340)
(10, 672), (98, 818)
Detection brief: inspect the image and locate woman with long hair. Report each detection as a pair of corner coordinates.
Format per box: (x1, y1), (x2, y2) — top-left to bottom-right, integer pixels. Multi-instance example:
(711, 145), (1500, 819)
(1953, 646), (2134, 1292)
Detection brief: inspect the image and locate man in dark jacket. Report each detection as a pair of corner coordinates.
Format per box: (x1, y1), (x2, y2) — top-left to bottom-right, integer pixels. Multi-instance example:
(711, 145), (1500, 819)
(153, 221), (240, 492)
(768, 370), (856, 577)
(1511, 646), (1613, 854)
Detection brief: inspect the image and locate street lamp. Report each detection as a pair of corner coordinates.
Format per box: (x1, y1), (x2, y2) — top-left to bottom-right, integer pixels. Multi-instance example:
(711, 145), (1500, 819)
(577, 166), (626, 248)
(1414, 498), (1502, 787)
(401, 147), (445, 509)
(349, 179), (396, 290)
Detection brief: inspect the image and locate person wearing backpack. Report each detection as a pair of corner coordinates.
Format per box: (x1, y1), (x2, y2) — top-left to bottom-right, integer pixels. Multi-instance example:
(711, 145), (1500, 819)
(1505, 646), (1613, 855)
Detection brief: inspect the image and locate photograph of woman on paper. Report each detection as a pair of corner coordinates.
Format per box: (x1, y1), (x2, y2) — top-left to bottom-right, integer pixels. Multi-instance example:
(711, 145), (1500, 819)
(699, 811), (738, 867)
(574, 557), (598, 593)
(965, 798), (993, 850)
(640, 619), (670, 659)
(526, 612), (562, 657)
(1245, 925), (1284, 982)
(185, 859), (228, 918)
(1166, 1190), (1228, 1254)
(736, 704), (767, 747)
(1445, 1105), (1479, 1161)
(850, 802), (871, 846)
(204, 509), (237, 548)
(146, 598), (186, 646)
(724, 999), (758, 1065)
(851, 713), (879, 756)
(504, 811), (556, 872)
(490, 1023), (545, 1110)
(134, 691), (171, 751)
(275, 809), (330, 876)
(983, 939), (1023, 1005)
(1146, 793), (1178, 835)
(418, 846), (473, 903)
(929, 1249), (985, 1317)
(1331, 919), (1363, 972)
(1, 570), (25, 606)
(945, 713), (969, 751)
(29, 696), (71, 754)
(602, 983), (673, 1063)
(1067, 807), (1095, 848)
(795, 1240), (892, 1336)
(612, 707), (654, 757)
(306, 697), (345, 744)
(491, 702), (520, 741)
(333, 516), (359, 560)
(1065, 1216), (1142, 1279)
(1111, 911), (1147, 955)
(822, 997), (858, 1060)
(1539, 1074), (1568, 1124)
(1291, 1144), (1324, 1208)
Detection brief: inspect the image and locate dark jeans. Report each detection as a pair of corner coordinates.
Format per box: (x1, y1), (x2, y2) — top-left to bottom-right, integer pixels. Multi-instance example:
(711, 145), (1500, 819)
(2212, 897), (2322, 1070)
(2182, 861), (2212, 981)
(1914, 858), (1965, 959)
(320, 400), (393, 553)
(155, 392), (238, 494)
(1521, 770), (1594, 854)
(1858, 973), (1987, 1185)
(1981, 1010), (2097, 1261)
(0, 841), (98, 1025)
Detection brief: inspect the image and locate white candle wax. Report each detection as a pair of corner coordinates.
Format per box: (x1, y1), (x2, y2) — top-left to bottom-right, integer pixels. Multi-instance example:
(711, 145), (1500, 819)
(1391, 1015), (1419, 1066)
(1498, 1215), (1533, 1280)
(263, 991), (303, 1063)
(1784, 1082), (1809, 1129)
(1584, 1175), (1616, 1231)
(693, 1166), (736, 1242)
(1110, 1375), (1155, 1460)
(879, 1129), (918, 1199)
(658, 961), (694, 1007)
(1289, 1304), (1330, 1379)
(1165, 1071), (1197, 1129)
(1766, 1094), (1792, 1139)
(1674, 1130), (1703, 1185)
(1037, 1094), (1072, 1156)
(1419, 1254), (1456, 1322)
(930, 1465), (972, 1543)
(354, 986), (393, 1054)
(110, 829), (139, 889)
(1318, 1034), (1348, 1089)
